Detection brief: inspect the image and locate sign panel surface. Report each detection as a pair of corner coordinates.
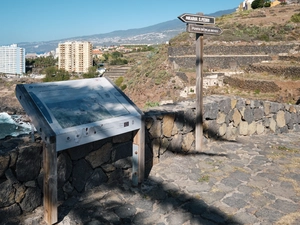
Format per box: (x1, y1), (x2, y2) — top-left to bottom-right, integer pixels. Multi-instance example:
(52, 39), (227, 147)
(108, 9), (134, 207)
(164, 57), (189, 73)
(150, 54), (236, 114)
(187, 24), (223, 35)
(178, 13), (215, 25)
(16, 77), (142, 151)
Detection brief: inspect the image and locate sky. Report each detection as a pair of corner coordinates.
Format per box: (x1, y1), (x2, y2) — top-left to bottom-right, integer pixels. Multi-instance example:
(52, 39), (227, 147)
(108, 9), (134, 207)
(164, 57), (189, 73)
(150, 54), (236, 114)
(0, 0), (243, 45)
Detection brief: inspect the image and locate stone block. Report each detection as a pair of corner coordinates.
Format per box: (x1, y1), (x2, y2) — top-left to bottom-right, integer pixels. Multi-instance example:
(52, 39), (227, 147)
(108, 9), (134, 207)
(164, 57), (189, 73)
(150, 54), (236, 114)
(168, 134), (183, 152)
(19, 187), (42, 213)
(232, 109), (242, 127)
(231, 99), (237, 109)
(72, 159), (93, 192)
(276, 110), (286, 128)
(16, 144), (42, 182)
(204, 103), (218, 120)
(182, 132), (194, 152)
(162, 114), (175, 138)
(112, 132), (132, 143)
(263, 101), (270, 116)
(243, 106), (254, 123)
(86, 142), (112, 168)
(85, 168), (108, 191)
(284, 111), (291, 125)
(254, 108), (264, 121)
(0, 155), (10, 178)
(219, 123), (227, 137)
(57, 152), (72, 188)
(219, 98), (231, 114)
(67, 142), (94, 160)
(236, 99), (245, 111)
(111, 142), (132, 163)
(184, 109), (195, 133)
(248, 122), (257, 136)
(225, 126), (238, 140)
(149, 119), (161, 138)
(270, 102), (282, 113)
(239, 121), (248, 136)
(0, 180), (15, 207)
(269, 118), (277, 132)
(256, 122), (265, 135)
(216, 112), (226, 124)
(0, 204), (21, 219)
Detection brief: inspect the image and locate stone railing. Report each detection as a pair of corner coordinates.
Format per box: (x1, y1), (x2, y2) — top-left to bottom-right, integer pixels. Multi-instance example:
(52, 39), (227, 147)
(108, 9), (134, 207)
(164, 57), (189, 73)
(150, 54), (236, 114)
(1, 95), (300, 219)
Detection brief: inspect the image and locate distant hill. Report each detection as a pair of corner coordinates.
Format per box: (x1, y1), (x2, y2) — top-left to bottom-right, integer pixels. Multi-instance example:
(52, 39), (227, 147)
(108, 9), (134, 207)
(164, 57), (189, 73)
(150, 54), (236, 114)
(19, 8), (236, 54)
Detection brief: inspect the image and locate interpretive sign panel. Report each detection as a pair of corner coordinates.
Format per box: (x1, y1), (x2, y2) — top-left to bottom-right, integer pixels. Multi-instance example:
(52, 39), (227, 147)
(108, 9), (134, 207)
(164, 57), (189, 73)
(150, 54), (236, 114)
(16, 77), (142, 151)
(16, 77), (144, 224)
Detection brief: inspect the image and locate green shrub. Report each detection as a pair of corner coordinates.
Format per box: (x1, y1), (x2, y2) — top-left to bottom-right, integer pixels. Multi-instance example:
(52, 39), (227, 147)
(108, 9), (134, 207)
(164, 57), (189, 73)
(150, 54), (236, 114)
(115, 76), (124, 87)
(144, 101), (159, 108)
(291, 13), (300, 23)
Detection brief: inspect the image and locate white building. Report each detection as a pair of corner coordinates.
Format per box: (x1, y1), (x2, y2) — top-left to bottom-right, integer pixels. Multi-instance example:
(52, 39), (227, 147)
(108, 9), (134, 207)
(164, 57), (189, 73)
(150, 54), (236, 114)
(0, 44), (25, 75)
(58, 41), (93, 73)
(243, 0), (255, 10)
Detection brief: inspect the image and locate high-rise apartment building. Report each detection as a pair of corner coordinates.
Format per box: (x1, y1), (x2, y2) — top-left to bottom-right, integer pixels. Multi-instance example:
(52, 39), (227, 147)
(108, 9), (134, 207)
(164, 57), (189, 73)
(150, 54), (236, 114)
(58, 41), (93, 73)
(0, 44), (25, 75)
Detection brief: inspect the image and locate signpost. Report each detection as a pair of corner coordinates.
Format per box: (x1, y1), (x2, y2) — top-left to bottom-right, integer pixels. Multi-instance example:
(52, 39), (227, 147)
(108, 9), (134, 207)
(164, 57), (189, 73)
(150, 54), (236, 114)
(16, 77), (145, 224)
(178, 13), (222, 152)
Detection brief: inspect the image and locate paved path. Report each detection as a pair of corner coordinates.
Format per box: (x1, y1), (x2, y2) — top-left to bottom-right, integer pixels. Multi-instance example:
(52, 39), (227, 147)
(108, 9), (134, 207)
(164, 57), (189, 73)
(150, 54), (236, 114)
(13, 132), (300, 225)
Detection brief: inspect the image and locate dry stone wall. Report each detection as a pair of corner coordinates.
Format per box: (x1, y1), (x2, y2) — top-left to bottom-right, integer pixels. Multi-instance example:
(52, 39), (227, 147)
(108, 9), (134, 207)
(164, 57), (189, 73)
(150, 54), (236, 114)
(169, 55), (272, 70)
(1, 95), (300, 218)
(144, 95), (300, 160)
(168, 43), (299, 70)
(0, 132), (141, 219)
(168, 44), (298, 56)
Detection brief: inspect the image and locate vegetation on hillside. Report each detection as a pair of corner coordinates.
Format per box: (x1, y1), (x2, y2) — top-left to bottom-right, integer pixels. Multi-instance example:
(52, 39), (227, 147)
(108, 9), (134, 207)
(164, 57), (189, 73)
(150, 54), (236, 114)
(26, 56), (57, 74)
(124, 45), (172, 89)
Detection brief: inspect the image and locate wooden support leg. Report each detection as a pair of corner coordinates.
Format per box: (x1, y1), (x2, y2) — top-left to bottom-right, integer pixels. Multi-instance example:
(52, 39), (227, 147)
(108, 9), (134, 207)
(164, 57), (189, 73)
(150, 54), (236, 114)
(133, 118), (145, 185)
(43, 142), (57, 225)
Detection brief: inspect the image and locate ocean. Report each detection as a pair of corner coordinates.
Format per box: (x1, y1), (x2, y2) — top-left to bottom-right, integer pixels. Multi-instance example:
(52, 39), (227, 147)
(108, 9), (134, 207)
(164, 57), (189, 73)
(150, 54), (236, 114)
(0, 112), (32, 139)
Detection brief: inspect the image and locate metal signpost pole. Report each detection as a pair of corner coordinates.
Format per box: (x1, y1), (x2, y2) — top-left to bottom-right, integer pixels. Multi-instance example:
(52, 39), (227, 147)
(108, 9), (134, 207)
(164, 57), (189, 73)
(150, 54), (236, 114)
(195, 33), (204, 151)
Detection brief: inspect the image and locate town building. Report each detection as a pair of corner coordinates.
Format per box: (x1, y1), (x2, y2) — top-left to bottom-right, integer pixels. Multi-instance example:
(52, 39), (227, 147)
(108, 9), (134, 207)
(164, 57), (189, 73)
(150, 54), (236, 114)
(0, 44), (25, 75)
(58, 41), (93, 73)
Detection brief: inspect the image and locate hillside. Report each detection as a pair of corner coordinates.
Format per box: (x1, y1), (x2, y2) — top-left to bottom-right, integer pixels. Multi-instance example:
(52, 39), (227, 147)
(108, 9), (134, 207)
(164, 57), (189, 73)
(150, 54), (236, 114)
(121, 4), (300, 109)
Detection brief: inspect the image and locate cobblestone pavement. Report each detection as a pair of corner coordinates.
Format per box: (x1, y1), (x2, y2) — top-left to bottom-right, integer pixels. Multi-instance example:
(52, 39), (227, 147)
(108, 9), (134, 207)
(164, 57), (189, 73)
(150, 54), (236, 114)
(11, 132), (300, 225)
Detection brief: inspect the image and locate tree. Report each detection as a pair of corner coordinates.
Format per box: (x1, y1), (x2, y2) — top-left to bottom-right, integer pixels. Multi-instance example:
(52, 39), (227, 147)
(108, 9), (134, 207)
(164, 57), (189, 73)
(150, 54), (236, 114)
(82, 66), (99, 78)
(43, 67), (70, 82)
(251, 0), (271, 9)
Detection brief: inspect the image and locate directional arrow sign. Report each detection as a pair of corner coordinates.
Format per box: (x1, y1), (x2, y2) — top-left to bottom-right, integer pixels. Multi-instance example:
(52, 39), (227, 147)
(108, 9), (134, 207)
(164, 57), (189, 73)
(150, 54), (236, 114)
(178, 13), (215, 25)
(187, 24), (223, 36)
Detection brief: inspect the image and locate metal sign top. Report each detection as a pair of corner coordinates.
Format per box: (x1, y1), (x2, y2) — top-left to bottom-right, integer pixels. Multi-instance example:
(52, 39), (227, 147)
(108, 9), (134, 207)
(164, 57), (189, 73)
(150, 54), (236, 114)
(16, 77), (142, 151)
(187, 24), (223, 35)
(178, 13), (215, 25)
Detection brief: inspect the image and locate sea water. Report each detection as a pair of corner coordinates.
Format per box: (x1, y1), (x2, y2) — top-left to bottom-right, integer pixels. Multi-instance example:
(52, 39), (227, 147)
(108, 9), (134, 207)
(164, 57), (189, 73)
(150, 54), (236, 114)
(0, 112), (32, 139)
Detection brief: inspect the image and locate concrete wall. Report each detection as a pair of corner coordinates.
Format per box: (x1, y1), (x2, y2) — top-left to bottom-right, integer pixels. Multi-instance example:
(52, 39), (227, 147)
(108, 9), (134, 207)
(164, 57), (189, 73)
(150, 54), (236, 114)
(1, 95), (300, 218)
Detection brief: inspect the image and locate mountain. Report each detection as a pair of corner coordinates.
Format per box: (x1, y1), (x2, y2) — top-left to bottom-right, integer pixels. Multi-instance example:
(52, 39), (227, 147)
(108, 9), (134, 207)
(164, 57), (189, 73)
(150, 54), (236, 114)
(19, 8), (236, 54)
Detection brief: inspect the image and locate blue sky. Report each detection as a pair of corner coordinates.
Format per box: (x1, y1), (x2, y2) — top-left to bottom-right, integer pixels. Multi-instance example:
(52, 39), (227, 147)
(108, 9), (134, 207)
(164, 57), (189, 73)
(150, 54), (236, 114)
(0, 0), (242, 45)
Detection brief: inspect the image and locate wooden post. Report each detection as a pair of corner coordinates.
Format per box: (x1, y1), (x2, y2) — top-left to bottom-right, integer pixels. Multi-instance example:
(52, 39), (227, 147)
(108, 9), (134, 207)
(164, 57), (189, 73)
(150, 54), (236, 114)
(132, 116), (145, 185)
(43, 141), (57, 224)
(195, 33), (204, 151)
